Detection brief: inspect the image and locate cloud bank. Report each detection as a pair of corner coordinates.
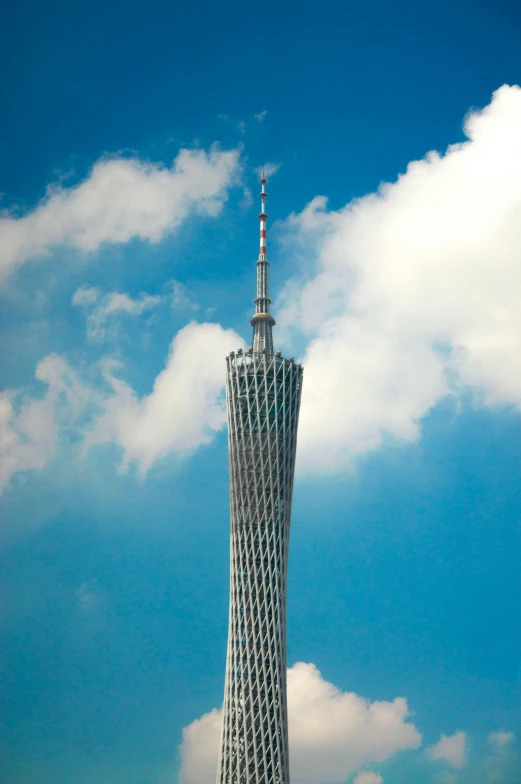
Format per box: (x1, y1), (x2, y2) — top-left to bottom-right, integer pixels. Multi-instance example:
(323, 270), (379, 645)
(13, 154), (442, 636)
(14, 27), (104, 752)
(278, 84), (521, 471)
(0, 146), (240, 282)
(179, 662), (421, 784)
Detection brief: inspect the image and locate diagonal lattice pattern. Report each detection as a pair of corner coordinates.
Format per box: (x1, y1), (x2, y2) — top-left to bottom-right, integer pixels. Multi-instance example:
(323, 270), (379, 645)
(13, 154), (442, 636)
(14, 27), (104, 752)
(217, 350), (303, 784)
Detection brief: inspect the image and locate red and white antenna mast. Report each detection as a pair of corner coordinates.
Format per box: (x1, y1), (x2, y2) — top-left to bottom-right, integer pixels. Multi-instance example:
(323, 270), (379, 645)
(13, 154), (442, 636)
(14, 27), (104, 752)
(259, 170), (267, 257)
(250, 171), (275, 354)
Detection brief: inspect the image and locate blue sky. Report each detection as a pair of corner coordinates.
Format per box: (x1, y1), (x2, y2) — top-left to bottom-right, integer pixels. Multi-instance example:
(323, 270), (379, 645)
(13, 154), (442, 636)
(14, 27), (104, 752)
(1, 1), (520, 783)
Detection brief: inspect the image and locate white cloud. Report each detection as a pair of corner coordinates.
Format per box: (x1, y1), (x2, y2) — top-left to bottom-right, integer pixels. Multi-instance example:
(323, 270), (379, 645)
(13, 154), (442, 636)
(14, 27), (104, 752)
(277, 84), (521, 472)
(91, 291), (160, 318)
(87, 321), (244, 471)
(353, 772), (383, 784)
(71, 284), (100, 307)
(487, 730), (515, 749)
(167, 279), (198, 313)
(179, 661), (421, 784)
(428, 731), (467, 768)
(485, 729), (517, 782)
(287, 663), (421, 784)
(0, 145), (240, 282)
(0, 355), (90, 492)
(0, 321), (242, 488)
(254, 109), (268, 122)
(75, 581), (100, 612)
(256, 162), (281, 180)
(73, 285), (162, 342)
(180, 708), (223, 784)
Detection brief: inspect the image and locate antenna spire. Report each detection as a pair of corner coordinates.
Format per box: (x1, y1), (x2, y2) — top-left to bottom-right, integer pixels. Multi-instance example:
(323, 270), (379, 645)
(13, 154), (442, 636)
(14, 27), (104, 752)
(250, 171), (276, 354)
(259, 171), (267, 256)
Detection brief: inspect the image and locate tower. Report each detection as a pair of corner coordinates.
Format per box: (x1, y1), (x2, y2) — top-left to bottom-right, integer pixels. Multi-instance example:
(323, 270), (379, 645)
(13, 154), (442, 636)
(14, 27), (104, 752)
(217, 174), (303, 784)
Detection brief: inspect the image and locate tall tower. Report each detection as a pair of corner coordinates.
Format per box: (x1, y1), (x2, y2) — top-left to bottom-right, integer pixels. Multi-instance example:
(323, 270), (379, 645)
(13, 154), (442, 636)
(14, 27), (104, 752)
(217, 174), (303, 784)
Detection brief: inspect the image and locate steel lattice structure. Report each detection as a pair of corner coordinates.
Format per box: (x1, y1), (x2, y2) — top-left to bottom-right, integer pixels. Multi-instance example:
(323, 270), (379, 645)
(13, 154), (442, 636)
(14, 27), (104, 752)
(217, 174), (303, 784)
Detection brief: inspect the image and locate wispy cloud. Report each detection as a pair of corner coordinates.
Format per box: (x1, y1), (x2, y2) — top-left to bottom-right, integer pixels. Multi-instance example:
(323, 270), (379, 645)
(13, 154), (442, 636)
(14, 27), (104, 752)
(72, 280), (198, 342)
(484, 729), (517, 782)
(72, 286), (162, 342)
(487, 730), (515, 750)
(255, 162), (281, 179)
(167, 279), (198, 312)
(217, 113), (249, 135)
(254, 109), (268, 122)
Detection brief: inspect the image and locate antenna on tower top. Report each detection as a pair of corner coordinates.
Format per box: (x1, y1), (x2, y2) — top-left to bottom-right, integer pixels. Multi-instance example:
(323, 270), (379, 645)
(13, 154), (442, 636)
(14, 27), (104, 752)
(250, 169), (275, 354)
(259, 172), (267, 256)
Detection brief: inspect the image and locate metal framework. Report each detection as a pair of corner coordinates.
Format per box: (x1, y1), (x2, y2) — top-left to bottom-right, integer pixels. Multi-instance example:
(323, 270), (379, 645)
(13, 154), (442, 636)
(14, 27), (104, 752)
(217, 174), (303, 784)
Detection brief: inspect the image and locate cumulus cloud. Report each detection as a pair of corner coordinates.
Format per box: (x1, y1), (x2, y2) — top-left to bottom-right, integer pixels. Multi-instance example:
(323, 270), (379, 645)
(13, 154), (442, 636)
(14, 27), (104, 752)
(277, 84), (521, 471)
(0, 355), (90, 492)
(428, 731), (467, 768)
(0, 322), (242, 489)
(87, 321), (244, 471)
(0, 145), (240, 282)
(180, 707), (223, 784)
(72, 285), (162, 342)
(179, 661), (421, 784)
(353, 773), (383, 784)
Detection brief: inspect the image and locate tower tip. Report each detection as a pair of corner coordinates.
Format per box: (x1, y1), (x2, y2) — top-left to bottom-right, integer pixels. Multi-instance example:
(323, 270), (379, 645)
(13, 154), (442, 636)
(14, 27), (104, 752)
(261, 170), (267, 184)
